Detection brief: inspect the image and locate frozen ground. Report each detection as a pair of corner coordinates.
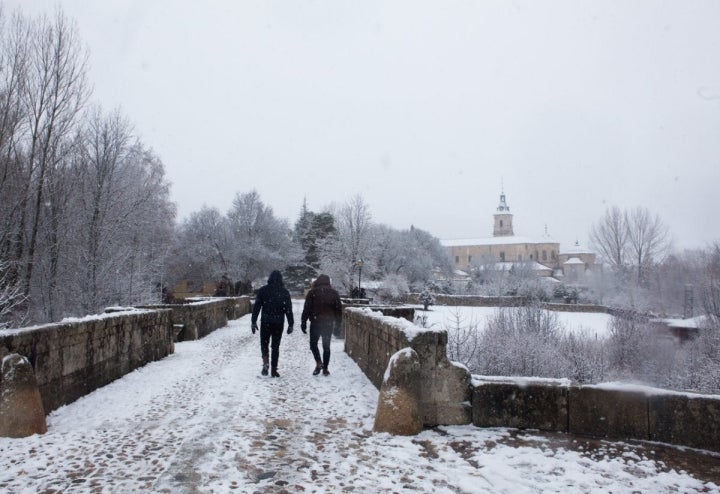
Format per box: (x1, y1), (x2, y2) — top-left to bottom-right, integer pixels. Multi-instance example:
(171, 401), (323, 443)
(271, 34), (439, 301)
(0, 301), (718, 493)
(416, 304), (614, 339)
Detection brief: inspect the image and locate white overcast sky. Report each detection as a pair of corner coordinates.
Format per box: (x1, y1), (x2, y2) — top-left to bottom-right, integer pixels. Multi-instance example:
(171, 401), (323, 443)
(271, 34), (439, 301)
(4, 0), (720, 250)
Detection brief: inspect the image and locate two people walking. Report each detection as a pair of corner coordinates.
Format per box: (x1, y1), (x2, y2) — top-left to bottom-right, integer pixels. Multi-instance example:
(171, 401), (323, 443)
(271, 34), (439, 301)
(251, 271), (342, 377)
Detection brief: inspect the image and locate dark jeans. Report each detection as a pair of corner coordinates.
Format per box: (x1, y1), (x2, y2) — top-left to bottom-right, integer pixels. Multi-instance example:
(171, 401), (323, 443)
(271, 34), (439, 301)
(309, 324), (333, 369)
(260, 323), (283, 370)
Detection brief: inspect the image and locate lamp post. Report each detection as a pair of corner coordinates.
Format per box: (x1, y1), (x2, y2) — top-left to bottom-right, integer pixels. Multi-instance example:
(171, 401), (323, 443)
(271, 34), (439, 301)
(355, 258), (364, 298)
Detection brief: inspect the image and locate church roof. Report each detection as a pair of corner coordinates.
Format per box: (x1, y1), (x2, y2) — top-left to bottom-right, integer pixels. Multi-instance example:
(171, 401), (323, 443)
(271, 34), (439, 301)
(560, 241), (594, 256)
(441, 235), (559, 247)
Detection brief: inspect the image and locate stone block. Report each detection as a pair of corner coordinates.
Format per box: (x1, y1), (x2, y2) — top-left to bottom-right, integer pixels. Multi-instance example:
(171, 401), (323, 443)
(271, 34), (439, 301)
(569, 386), (648, 440)
(374, 348), (423, 435)
(649, 394), (720, 452)
(420, 360), (472, 426)
(0, 354), (47, 438)
(473, 380), (569, 431)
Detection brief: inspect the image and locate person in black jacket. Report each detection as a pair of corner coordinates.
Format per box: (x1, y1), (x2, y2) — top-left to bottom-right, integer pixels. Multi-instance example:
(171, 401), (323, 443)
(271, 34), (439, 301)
(251, 270), (294, 377)
(301, 274), (342, 376)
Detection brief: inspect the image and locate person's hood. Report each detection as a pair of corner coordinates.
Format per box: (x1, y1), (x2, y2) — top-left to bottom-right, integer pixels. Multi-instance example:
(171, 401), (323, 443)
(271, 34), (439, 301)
(267, 270), (284, 287)
(314, 274), (331, 287)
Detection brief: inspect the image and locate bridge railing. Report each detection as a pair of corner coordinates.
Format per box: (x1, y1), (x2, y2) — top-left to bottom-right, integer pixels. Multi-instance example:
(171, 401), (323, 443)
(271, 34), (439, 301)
(343, 305), (720, 453)
(0, 297), (251, 420)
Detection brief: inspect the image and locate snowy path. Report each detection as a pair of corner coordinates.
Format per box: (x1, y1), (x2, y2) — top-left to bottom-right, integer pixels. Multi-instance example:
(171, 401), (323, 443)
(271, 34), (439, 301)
(0, 300), (718, 493)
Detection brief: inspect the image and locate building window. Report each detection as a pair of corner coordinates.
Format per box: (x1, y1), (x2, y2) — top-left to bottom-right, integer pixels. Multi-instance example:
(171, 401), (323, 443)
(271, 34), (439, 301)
(518, 254), (522, 261)
(455, 256), (459, 264)
(499, 220), (503, 227)
(542, 250), (547, 261)
(500, 252), (505, 262)
(468, 255), (472, 263)
(551, 250), (556, 260)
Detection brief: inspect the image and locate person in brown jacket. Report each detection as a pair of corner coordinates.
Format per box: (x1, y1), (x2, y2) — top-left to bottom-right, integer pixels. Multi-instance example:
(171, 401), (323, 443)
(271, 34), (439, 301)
(300, 274), (342, 376)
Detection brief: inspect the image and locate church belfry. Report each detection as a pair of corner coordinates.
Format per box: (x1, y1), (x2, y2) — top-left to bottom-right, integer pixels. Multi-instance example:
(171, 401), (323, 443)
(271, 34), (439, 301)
(493, 190), (514, 237)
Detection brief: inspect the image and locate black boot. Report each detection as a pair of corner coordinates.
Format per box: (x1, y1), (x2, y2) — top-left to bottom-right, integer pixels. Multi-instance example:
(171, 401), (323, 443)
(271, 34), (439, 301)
(261, 357), (269, 376)
(313, 360), (323, 376)
(271, 369), (280, 378)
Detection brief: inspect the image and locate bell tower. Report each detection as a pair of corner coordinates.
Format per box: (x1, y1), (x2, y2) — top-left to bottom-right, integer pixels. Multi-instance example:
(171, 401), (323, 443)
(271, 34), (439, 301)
(493, 190), (514, 237)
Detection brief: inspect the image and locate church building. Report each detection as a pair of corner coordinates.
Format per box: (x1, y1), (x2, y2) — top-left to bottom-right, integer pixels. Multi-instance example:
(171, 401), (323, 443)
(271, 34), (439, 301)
(441, 192), (563, 275)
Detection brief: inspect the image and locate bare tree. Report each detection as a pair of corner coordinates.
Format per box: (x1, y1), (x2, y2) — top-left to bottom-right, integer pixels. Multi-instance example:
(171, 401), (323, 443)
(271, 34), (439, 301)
(60, 108), (175, 315)
(626, 206), (671, 286)
(227, 190), (296, 286)
(169, 191), (296, 293)
(590, 206), (629, 272)
(169, 206), (229, 289)
(0, 257), (25, 328)
(700, 242), (720, 318)
(445, 307), (479, 371)
(18, 9), (89, 303)
(320, 194), (372, 293)
(0, 11), (30, 304)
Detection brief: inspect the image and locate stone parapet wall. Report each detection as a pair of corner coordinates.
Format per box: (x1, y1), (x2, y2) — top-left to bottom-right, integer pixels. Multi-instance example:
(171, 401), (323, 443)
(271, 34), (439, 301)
(344, 307), (471, 426)
(405, 294), (528, 307)
(473, 377), (720, 453)
(0, 310), (173, 414)
(541, 303), (609, 314)
(406, 293), (612, 314)
(0, 297), (251, 418)
(141, 296), (251, 341)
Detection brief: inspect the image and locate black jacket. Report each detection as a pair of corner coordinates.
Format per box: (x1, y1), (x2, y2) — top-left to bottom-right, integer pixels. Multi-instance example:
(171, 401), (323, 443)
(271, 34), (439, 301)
(301, 274), (342, 329)
(251, 271), (294, 327)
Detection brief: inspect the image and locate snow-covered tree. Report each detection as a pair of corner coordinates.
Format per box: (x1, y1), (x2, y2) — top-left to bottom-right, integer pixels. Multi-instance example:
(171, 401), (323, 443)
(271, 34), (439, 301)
(63, 111), (175, 315)
(319, 195), (373, 293)
(285, 200), (336, 291)
(227, 190), (297, 287)
(169, 206), (230, 289)
(0, 8), (175, 324)
(590, 206), (629, 274)
(0, 258), (24, 329)
(626, 206), (671, 286)
(169, 190), (297, 294)
(18, 9), (89, 307)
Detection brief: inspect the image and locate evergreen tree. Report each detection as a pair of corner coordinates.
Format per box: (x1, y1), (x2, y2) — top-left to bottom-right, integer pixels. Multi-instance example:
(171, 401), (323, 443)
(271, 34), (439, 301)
(285, 200), (337, 292)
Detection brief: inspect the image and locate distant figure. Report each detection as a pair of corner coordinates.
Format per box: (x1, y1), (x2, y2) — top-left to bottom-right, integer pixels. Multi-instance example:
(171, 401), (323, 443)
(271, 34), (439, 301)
(214, 274), (233, 297)
(301, 274), (342, 376)
(161, 286), (175, 304)
(419, 288), (435, 311)
(251, 270), (294, 377)
(234, 279), (253, 296)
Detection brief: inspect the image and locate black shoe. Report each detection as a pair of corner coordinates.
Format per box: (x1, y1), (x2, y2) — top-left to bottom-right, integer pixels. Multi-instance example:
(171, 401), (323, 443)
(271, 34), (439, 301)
(261, 364), (268, 376)
(322, 368), (330, 376)
(271, 370), (280, 378)
(313, 366), (322, 376)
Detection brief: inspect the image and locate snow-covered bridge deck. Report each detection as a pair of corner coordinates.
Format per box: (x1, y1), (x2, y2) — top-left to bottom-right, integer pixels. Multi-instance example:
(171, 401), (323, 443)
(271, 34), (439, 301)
(1, 301), (718, 493)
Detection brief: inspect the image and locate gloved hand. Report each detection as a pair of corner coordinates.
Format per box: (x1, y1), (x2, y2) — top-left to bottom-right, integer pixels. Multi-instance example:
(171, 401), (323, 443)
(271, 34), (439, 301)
(251, 323), (258, 334)
(300, 322), (307, 334)
(287, 326), (294, 334)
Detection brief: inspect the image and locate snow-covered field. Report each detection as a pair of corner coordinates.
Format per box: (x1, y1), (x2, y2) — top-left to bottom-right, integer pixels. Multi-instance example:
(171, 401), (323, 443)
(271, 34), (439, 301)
(0, 301), (716, 493)
(416, 304), (614, 339)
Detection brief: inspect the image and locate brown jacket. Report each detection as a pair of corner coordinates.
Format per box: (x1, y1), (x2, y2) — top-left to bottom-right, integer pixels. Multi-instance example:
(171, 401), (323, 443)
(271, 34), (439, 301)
(301, 274), (342, 329)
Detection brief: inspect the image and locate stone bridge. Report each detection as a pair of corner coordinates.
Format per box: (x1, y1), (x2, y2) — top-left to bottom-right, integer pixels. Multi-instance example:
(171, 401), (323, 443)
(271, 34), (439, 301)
(0, 298), (719, 492)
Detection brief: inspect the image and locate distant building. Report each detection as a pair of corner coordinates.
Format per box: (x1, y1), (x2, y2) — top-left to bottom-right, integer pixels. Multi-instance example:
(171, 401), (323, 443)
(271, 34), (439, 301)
(442, 191), (560, 275)
(441, 190), (597, 279)
(558, 240), (599, 281)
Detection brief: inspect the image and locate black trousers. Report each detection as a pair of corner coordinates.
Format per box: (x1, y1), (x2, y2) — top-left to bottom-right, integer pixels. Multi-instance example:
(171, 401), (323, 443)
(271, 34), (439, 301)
(309, 324), (333, 368)
(260, 323), (283, 371)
